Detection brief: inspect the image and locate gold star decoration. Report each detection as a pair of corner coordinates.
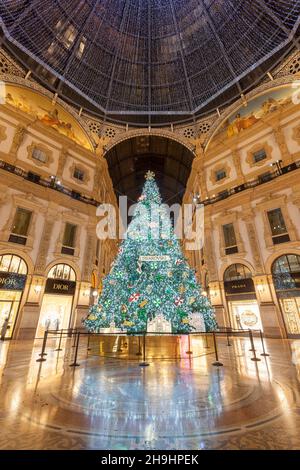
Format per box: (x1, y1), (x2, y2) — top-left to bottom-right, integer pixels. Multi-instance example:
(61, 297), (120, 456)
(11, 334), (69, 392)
(145, 170), (155, 180)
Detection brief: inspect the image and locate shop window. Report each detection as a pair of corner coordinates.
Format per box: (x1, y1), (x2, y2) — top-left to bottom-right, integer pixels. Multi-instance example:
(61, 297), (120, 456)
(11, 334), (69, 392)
(267, 208), (290, 245)
(73, 167), (85, 182)
(9, 208), (32, 245)
(61, 223), (77, 255)
(48, 263), (76, 281)
(215, 169), (226, 181)
(253, 149), (266, 163)
(222, 223), (238, 255)
(272, 254), (300, 336)
(32, 147), (47, 163)
(0, 254), (27, 275)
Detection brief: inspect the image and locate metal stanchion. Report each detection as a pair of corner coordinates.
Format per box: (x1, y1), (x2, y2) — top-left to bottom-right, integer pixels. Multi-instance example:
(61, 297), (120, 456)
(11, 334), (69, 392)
(72, 328), (77, 347)
(212, 332), (223, 366)
(185, 334), (193, 355)
(135, 335), (142, 356)
(248, 329), (256, 351)
(36, 330), (48, 362)
(55, 329), (63, 352)
(204, 333), (209, 349)
(226, 328), (232, 347)
(139, 332), (149, 367)
(87, 333), (91, 351)
(70, 332), (80, 367)
(249, 329), (261, 362)
(259, 330), (270, 357)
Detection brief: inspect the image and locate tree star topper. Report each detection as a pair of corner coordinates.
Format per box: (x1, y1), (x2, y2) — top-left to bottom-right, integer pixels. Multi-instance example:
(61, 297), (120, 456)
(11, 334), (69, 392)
(145, 170), (155, 180)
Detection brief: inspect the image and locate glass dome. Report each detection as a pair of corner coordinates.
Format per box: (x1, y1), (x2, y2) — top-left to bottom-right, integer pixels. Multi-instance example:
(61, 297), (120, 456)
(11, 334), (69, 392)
(0, 0), (300, 125)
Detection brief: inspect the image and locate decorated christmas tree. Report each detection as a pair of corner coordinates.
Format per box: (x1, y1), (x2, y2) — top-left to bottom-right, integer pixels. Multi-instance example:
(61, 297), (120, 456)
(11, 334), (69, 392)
(84, 171), (217, 334)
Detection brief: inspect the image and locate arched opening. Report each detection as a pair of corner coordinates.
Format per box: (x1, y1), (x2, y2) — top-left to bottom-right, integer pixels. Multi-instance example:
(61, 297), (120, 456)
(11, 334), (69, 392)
(272, 254), (300, 337)
(37, 263), (77, 337)
(224, 263), (262, 331)
(0, 254), (28, 339)
(104, 135), (195, 207)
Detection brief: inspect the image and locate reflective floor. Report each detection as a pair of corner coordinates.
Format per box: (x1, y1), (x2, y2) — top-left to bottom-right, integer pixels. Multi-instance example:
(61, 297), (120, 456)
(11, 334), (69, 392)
(0, 335), (300, 450)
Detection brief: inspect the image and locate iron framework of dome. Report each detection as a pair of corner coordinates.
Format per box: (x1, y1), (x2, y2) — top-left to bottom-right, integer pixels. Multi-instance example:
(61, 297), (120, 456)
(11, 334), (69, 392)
(0, 0), (300, 126)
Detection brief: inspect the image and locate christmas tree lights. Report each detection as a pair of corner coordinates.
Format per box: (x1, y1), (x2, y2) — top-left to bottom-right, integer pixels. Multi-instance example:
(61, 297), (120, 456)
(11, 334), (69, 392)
(84, 171), (217, 334)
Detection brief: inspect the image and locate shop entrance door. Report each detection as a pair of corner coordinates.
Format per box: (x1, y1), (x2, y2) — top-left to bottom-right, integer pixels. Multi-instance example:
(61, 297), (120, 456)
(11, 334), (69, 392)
(229, 300), (263, 331)
(278, 295), (300, 337)
(0, 290), (22, 339)
(37, 294), (73, 337)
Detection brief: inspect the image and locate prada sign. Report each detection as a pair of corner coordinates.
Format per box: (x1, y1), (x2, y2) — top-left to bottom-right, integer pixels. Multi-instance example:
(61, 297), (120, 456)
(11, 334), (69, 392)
(224, 278), (255, 295)
(45, 278), (76, 295)
(0, 272), (27, 291)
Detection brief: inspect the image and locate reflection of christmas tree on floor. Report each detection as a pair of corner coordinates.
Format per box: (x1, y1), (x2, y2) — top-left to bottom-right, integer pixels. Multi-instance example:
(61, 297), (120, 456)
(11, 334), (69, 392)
(84, 171), (217, 334)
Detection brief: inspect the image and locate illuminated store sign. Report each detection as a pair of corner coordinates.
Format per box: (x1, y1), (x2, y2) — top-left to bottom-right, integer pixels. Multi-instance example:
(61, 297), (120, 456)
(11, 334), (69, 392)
(224, 278), (255, 295)
(0, 272), (26, 291)
(45, 278), (76, 295)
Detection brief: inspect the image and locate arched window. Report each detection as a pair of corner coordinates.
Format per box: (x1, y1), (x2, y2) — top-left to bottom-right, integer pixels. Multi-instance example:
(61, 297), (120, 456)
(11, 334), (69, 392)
(0, 254), (27, 275)
(48, 264), (76, 281)
(272, 254), (300, 274)
(224, 264), (252, 281)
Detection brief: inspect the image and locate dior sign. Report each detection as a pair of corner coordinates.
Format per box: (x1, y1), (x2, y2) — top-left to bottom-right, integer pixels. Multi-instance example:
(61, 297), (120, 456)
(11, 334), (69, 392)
(45, 278), (76, 295)
(0, 272), (27, 291)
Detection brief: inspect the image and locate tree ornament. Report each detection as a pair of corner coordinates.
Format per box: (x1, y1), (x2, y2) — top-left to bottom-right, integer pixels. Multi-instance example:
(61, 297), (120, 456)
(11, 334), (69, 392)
(179, 284), (186, 294)
(139, 299), (148, 308)
(121, 304), (127, 313)
(188, 296), (196, 305)
(175, 296), (184, 306)
(129, 293), (141, 302)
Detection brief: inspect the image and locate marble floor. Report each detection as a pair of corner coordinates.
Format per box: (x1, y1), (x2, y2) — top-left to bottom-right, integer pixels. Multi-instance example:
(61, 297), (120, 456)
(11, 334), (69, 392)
(0, 334), (300, 450)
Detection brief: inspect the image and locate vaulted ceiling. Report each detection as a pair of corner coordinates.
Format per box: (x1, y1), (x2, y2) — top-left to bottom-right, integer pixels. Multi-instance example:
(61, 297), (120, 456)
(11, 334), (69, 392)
(104, 136), (194, 205)
(1, 0), (300, 125)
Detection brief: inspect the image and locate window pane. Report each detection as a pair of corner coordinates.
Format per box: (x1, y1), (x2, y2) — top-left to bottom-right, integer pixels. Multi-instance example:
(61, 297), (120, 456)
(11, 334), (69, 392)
(223, 223), (237, 247)
(73, 168), (84, 181)
(32, 147), (47, 163)
(287, 255), (300, 272)
(267, 208), (287, 236)
(224, 263), (252, 281)
(253, 149), (266, 163)
(216, 169), (226, 181)
(63, 224), (77, 248)
(0, 255), (11, 272)
(11, 208), (32, 236)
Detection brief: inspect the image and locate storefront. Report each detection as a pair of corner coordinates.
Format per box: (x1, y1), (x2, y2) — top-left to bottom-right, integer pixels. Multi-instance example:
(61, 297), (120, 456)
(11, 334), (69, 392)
(0, 254), (27, 339)
(272, 254), (300, 337)
(224, 264), (263, 331)
(37, 263), (76, 337)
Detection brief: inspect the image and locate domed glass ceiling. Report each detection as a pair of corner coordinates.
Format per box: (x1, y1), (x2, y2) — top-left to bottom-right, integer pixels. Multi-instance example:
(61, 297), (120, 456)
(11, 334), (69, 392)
(0, 0), (300, 125)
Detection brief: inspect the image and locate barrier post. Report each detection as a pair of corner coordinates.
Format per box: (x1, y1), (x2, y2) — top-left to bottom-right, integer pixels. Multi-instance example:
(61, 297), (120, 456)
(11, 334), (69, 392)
(36, 330), (48, 362)
(185, 334), (193, 355)
(70, 332), (81, 367)
(72, 328), (77, 347)
(139, 332), (149, 367)
(55, 329), (63, 352)
(204, 333), (209, 349)
(212, 332), (223, 366)
(249, 329), (261, 362)
(87, 333), (91, 351)
(136, 335), (142, 356)
(226, 328), (232, 347)
(259, 330), (270, 357)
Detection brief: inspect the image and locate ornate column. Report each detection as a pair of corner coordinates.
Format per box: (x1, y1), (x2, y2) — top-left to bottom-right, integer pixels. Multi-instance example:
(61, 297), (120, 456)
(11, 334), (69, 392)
(34, 205), (58, 275)
(56, 147), (69, 179)
(203, 209), (218, 281)
(231, 146), (245, 183)
(272, 123), (293, 164)
(9, 125), (27, 161)
(241, 208), (263, 273)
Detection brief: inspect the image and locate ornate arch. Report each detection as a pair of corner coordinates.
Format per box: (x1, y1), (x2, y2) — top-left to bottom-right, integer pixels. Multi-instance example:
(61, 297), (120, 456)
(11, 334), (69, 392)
(104, 128), (196, 155)
(0, 248), (34, 275)
(0, 74), (96, 150)
(203, 76), (300, 152)
(45, 258), (81, 282)
(265, 248), (300, 275)
(219, 259), (255, 280)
